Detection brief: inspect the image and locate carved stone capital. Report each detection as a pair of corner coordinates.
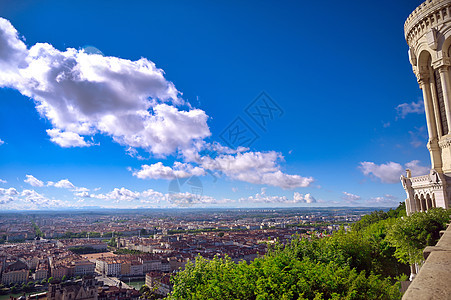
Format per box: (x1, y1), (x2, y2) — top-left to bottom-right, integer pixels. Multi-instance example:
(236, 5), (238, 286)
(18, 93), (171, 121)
(428, 139), (440, 150)
(439, 137), (451, 149)
(417, 72), (430, 85)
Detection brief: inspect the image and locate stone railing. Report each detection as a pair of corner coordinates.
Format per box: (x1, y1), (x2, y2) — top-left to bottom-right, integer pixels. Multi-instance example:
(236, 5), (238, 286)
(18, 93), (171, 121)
(410, 175), (431, 183)
(403, 223), (451, 299)
(404, 0), (451, 45)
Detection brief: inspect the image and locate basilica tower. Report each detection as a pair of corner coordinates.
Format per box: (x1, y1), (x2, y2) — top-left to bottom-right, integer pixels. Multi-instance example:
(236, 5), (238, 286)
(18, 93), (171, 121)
(402, 0), (451, 215)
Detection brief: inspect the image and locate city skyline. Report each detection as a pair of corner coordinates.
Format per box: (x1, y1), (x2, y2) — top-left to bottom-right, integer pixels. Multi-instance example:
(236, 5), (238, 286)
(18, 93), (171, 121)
(0, 0), (427, 210)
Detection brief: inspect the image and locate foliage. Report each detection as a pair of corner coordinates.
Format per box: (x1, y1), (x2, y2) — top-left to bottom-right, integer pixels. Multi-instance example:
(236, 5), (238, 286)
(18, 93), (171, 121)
(168, 252), (401, 300)
(69, 246), (105, 254)
(386, 208), (450, 264)
(32, 221), (44, 238)
(108, 237), (116, 247)
(351, 203), (405, 232)
(60, 231), (101, 238)
(167, 203), (415, 300)
(113, 248), (144, 255)
(166, 203), (451, 299)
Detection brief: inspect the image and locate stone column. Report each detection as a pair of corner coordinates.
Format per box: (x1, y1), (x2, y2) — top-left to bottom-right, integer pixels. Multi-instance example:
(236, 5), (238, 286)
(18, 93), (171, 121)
(420, 76), (443, 171)
(438, 66), (451, 133)
(420, 76), (438, 140)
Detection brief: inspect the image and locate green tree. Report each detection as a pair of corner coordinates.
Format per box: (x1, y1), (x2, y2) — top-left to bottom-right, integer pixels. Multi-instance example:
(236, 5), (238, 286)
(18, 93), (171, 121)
(168, 249), (402, 299)
(386, 208), (450, 264)
(107, 237), (116, 247)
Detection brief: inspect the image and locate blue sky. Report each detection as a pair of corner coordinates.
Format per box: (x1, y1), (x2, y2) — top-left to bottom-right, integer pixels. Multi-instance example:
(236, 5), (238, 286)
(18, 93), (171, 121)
(0, 0), (429, 209)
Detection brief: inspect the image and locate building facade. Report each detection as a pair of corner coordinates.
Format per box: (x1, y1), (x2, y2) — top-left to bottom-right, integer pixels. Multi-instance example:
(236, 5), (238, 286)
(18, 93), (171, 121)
(402, 0), (451, 215)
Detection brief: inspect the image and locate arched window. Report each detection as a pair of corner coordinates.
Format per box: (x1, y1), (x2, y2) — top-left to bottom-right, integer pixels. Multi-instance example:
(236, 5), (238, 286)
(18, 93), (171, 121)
(426, 193), (433, 210)
(415, 194), (421, 212)
(420, 194), (427, 211)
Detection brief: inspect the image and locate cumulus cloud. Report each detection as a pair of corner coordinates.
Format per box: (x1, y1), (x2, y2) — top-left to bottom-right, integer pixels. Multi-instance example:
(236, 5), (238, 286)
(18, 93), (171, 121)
(359, 160), (429, 183)
(195, 149), (313, 189)
(24, 174), (44, 187)
(369, 194), (398, 206)
(133, 148), (313, 189)
(0, 187), (18, 205)
(0, 139), (4, 146)
(0, 17), (210, 155)
(0, 179), (6, 183)
(239, 188), (316, 204)
(167, 192), (225, 207)
(0, 17), (314, 192)
(405, 160), (430, 176)
(47, 179), (76, 189)
(133, 162), (205, 180)
(293, 192), (317, 203)
(89, 186), (220, 207)
(396, 100), (424, 119)
(46, 129), (92, 148)
(0, 187), (18, 196)
(95, 187), (141, 202)
(341, 192), (361, 202)
(359, 161), (403, 184)
(74, 191), (92, 198)
(0, 187), (66, 209)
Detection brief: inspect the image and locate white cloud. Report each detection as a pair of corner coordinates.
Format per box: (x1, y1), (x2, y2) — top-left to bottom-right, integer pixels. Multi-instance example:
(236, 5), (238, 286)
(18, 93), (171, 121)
(359, 160), (429, 183)
(140, 189), (166, 203)
(239, 189), (316, 204)
(293, 192), (317, 203)
(21, 189), (66, 208)
(134, 149), (313, 189)
(0, 17), (210, 156)
(24, 174), (44, 187)
(167, 192), (224, 207)
(359, 161), (403, 184)
(369, 194), (398, 206)
(94, 187), (141, 202)
(133, 162), (205, 180)
(46, 129), (92, 148)
(0, 187), (18, 205)
(396, 100), (424, 119)
(0, 139), (4, 146)
(75, 191), (92, 198)
(341, 192), (361, 202)
(0, 179), (6, 183)
(240, 188), (288, 203)
(0, 17), (315, 192)
(0, 187), (18, 196)
(52, 179), (76, 189)
(196, 150), (313, 189)
(89, 186), (219, 207)
(405, 160), (429, 176)
(0, 188), (67, 209)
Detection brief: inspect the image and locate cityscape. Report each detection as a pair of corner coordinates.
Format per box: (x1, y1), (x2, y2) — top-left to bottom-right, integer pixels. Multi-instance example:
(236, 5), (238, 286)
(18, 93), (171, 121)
(0, 207), (371, 298)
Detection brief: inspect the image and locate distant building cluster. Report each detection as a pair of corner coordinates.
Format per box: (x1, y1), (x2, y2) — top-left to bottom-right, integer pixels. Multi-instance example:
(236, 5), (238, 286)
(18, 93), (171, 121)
(0, 208), (367, 299)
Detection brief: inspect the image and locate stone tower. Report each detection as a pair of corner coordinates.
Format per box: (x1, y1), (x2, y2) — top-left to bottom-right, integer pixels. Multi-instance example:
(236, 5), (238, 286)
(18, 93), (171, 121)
(401, 0), (451, 215)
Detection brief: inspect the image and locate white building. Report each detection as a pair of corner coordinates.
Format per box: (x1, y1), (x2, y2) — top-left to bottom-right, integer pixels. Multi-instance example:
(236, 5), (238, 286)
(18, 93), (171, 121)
(402, 0), (451, 215)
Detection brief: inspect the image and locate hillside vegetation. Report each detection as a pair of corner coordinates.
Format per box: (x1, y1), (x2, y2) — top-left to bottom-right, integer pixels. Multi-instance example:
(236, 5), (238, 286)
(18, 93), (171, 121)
(165, 204), (450, 300)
